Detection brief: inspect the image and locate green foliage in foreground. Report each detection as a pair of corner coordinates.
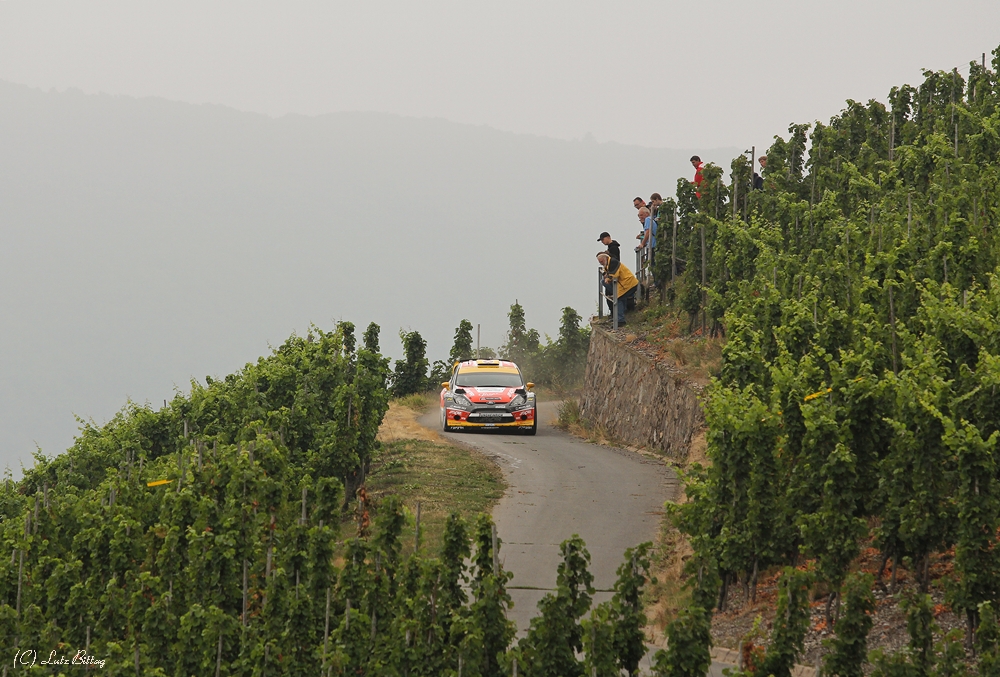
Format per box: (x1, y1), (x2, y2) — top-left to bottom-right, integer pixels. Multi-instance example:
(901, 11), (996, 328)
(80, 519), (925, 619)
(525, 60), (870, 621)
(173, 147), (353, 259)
(823, 573), (876, 677)
(754, 568), (813, 677)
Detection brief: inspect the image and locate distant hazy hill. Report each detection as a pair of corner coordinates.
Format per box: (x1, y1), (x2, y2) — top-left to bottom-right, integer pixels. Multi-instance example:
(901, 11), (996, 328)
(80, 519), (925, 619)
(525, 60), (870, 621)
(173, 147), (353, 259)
(0, 80), (739, 471)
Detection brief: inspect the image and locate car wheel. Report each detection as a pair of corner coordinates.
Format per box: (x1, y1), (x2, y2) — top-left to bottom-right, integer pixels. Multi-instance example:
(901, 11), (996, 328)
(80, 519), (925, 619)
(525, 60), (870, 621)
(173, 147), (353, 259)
(526, 411), (537, 436)
(441, 408), (452, 432)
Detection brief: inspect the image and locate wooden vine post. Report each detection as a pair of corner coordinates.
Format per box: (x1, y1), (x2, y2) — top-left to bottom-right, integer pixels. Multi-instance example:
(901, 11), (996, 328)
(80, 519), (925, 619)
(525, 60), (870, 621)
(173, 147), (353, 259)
(671, 205), (678, 283)
(242, 559), (248, 628)
(414, 501), (422, 552)
(322, 587), (331, 671)
(491, 523), (499, 576)
(889, 115), (895, 161)
(888, 284), (898, 375)
(215, 634), (222, 677)
(908, 193), (912, 238)
(701, 222), (707, 334)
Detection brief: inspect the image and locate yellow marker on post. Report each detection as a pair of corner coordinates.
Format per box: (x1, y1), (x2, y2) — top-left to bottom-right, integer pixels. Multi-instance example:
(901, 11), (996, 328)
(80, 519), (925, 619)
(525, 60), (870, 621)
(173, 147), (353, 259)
(803, 388), (833, 402)
(147, 479), (173, 487)
(802, 378), (865, 402)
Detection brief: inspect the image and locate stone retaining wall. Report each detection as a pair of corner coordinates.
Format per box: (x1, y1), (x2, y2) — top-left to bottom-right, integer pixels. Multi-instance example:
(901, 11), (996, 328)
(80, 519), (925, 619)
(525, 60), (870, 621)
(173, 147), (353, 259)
(579, 323), (704, 461)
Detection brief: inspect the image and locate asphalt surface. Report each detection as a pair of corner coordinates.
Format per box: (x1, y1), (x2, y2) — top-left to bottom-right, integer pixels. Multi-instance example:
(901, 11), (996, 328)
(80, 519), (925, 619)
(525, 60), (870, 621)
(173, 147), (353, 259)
(418, 400), (680, 633)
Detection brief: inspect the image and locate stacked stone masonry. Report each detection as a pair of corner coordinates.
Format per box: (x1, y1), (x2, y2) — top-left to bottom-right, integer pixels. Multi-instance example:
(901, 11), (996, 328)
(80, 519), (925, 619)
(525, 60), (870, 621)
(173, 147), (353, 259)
(580, 323), (704, 461)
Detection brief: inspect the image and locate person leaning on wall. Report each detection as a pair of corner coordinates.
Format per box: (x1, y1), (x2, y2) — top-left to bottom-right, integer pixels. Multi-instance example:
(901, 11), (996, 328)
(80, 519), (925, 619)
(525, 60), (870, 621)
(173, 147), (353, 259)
(635, 207), (656, 277)
(596, 252), (638, 326)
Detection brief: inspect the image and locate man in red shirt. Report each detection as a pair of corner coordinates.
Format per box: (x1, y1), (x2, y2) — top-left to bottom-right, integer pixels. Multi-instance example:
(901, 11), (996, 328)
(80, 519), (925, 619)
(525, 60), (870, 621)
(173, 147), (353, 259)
(690, 155), (705, 198)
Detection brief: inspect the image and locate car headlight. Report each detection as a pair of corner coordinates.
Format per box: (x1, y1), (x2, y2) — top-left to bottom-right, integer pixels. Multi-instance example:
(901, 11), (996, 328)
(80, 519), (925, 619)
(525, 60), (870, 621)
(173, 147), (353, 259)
(448, 394), (474, 411)
(507, 394), (534, 411)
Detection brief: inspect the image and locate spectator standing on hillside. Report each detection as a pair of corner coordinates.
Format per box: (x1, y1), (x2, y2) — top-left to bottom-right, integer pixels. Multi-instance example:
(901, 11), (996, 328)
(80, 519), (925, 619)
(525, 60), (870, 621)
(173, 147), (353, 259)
(636, 207), (657, 285)
(690, 156), (705, 198)
(597, 253), (638, 325)
(650, 193), (663, 219)
(598, 232), (621, 262)
(753, 156), (767, 190)
(636, 207), (656, 256)
(633, 196), (648, 212)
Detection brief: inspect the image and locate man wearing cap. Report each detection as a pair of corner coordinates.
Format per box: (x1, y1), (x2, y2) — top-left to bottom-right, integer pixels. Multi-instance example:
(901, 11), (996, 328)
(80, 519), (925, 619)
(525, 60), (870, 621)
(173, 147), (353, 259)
(598, 232), (621, 262)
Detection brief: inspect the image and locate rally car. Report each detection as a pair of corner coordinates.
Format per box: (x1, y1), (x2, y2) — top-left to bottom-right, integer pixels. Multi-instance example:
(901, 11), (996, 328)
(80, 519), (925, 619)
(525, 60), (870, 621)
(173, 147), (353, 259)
(440, 359), (536, 435)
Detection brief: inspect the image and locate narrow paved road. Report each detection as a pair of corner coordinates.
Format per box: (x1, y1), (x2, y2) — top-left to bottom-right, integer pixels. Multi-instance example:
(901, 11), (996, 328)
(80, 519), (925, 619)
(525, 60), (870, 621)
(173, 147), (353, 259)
(418, 400), (680, 634)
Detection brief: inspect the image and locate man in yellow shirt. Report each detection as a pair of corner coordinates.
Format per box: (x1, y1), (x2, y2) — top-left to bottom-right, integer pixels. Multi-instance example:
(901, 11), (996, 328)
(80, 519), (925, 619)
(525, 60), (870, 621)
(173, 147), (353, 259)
(596, 253), (638, 325)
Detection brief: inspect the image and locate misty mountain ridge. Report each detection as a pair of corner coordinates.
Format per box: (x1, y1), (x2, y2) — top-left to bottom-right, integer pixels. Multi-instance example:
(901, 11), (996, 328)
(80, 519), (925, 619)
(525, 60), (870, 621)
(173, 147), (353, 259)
(0, 79), (739, 472)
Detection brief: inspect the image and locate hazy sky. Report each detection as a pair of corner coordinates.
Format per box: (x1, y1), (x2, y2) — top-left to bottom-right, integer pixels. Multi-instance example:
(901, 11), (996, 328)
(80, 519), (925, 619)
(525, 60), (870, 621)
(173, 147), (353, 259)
(2, 82), (735, 474)
(1, 1), (998, 152)
(1, 2), (998, 473)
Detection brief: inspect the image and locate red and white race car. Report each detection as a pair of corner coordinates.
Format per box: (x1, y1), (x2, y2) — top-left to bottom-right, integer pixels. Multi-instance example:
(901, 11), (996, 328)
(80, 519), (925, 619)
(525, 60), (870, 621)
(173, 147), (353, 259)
(439, 359), (536, 435)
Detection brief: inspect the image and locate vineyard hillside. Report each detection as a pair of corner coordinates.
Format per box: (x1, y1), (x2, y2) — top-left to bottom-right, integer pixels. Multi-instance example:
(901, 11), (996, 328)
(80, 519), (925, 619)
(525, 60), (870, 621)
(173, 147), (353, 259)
(641, 45), (1000, 677)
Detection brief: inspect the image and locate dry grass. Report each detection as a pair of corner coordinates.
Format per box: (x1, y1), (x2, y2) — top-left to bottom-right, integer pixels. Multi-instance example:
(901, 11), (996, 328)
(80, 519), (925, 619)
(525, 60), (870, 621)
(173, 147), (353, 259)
(645, 517), (695, 636)
(643, 430), (708, 641)
(528, 384), (575, 401)
(353, 395), (506, 557)
(553, 398), (620, 447)
(621, 303), (725, 385)
(362, 437), (505, 557)
(392, 391), (438, 413)
(685, 430), (709, 468)
(663, 339), (724, 380)
(378, 400), (442, 444)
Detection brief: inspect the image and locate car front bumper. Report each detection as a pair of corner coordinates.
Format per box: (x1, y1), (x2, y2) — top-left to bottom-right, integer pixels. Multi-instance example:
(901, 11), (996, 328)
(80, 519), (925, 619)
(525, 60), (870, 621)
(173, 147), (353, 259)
(444, 407), (535, 428)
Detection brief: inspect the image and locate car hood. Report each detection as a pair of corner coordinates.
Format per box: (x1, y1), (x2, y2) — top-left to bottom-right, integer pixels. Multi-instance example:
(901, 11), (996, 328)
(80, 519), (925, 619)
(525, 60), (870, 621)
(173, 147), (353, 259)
(457, 386), (520, 404)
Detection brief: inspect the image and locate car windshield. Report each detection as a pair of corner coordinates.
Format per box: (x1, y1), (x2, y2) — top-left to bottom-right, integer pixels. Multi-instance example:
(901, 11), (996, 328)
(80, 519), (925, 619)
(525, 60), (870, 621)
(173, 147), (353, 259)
(455, 371), (523, 388)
